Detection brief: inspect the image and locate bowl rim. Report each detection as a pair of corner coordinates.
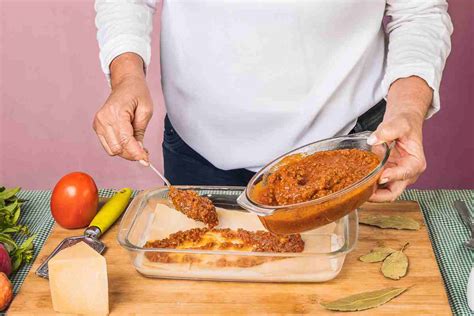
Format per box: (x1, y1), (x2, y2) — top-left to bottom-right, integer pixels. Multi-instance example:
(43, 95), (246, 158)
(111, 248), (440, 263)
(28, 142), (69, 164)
(245, 132), (391, 210)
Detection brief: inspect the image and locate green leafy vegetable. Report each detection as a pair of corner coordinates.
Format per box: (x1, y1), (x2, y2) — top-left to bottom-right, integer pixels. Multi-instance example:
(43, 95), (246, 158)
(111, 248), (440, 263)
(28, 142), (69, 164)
(360, 215), (420, 230)
(0, 187), (21, 202)
(320, 287), (408, 311)
(0, 187), (35, 273)
(11, 235), (35, 272)
(359, 247), (397, 263)
(381, 243), (409, 280)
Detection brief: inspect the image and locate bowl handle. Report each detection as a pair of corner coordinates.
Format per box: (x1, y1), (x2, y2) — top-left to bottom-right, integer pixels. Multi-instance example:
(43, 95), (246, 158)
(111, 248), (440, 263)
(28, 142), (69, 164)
(236, 191), (276, 216)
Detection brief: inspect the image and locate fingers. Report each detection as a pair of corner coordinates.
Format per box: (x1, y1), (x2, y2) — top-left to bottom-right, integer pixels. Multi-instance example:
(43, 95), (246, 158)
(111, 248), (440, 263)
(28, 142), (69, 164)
(97, 135), (113, 156)
(379, 156), (425, 184)
(369, 180), (409, 202)
(367, 117), (410, 145)
(93, 117), (119, 155)
(104, 125), (123, 155)
(93, 76), (154, 162)
(132, 103), (153, 143)
(111, 118), (148, 161)
(93, 111), (148, 161)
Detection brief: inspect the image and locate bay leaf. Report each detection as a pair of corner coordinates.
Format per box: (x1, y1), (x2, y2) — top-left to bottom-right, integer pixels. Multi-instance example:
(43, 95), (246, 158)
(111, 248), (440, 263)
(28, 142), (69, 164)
(320, 287), (408, 311)
(381, 244), (409, 280)
(360, 215), (420, 230)
(359, 247), (397, 263)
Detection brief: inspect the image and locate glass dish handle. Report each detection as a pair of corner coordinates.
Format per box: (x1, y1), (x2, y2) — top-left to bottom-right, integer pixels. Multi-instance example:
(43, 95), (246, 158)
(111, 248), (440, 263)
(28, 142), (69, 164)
(236, 191), (276, 216)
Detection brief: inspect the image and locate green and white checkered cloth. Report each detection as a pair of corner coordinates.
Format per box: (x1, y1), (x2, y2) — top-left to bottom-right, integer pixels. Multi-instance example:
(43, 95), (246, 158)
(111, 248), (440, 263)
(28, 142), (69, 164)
(9, 189), (474, 315)
(11, 190), (54, 294)
(400, 190), (474, 316)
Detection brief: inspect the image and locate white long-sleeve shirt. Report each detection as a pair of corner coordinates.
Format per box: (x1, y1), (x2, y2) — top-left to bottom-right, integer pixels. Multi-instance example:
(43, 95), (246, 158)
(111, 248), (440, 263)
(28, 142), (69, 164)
(95, 0), (452, 171)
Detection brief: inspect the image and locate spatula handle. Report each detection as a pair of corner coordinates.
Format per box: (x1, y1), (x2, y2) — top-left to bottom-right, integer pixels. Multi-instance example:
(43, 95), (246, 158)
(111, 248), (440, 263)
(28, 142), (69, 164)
(89, 188), (132, 235)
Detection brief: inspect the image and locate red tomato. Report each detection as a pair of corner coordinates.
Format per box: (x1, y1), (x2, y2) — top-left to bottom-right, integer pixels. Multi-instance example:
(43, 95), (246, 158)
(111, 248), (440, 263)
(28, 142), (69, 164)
(51, 172), (98, 229)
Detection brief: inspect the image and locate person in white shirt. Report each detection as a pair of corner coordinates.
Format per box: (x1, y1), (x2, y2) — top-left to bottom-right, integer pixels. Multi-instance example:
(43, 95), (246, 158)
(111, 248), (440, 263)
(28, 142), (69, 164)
(93, 0), (452, 201)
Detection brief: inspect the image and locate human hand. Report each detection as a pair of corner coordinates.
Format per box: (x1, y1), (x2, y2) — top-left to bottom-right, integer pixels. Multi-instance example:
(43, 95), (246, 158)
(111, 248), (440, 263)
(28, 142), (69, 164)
(93, 53), (153, 161)
(368, 76), (433, 202)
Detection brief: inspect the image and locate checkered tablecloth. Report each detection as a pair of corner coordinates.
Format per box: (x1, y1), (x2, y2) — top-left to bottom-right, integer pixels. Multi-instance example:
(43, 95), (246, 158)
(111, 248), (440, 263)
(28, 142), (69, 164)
(9, 189), (474, 315)
(401, 189), (474, 316)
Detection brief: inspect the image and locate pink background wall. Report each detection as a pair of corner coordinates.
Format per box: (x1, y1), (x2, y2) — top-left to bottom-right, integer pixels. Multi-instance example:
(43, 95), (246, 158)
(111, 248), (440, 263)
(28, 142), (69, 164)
(1, 0), (473, 190)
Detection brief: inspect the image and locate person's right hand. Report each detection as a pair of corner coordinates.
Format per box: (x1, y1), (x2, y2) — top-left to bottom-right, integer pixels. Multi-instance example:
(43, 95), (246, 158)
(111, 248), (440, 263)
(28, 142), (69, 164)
(93, 53), (153, 162)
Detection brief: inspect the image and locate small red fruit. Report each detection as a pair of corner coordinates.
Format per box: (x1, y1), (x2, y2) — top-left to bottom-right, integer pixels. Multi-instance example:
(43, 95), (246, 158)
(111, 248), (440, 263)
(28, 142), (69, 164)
(0, 245), (12, 277)
(51, 172), (98, 229)
(0, 272), (12, 311)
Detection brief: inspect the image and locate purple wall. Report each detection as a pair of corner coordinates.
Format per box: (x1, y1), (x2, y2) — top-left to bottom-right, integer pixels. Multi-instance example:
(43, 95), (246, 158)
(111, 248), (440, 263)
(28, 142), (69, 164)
(414, 0), (474, 189)
(0, 0), (472, 190)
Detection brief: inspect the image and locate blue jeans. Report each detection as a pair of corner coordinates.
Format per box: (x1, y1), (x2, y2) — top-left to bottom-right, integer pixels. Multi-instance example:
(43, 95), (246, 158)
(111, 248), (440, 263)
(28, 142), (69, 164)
(163, 100), (386, 186)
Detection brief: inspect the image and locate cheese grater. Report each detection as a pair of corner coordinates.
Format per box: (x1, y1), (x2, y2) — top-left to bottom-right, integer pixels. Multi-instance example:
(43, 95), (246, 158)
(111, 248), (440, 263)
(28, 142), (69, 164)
(36, 188), (132, 279)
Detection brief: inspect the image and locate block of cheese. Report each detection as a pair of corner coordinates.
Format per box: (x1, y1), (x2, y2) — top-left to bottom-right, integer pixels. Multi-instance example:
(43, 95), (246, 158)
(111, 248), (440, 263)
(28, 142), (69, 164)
(48, 241), (109, 315)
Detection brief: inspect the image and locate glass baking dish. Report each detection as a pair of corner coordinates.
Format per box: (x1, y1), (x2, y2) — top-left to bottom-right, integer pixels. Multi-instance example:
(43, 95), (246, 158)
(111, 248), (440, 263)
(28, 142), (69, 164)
(237, 132), (390, 234)
(117, 186), (358, 283)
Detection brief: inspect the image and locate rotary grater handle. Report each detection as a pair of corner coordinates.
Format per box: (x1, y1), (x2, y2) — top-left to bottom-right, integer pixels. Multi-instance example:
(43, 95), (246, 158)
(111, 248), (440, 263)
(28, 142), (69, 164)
(87, 188), (132, 237)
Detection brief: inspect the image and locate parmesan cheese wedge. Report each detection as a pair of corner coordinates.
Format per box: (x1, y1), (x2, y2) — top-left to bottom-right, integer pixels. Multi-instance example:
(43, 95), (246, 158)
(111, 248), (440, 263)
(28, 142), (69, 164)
(48, 242), (109, 315)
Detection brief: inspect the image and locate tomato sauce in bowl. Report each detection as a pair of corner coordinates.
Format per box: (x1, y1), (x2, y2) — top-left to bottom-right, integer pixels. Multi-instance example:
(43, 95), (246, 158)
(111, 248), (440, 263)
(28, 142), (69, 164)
(251, 149), (380, 206)
(237, 133), (390, 234)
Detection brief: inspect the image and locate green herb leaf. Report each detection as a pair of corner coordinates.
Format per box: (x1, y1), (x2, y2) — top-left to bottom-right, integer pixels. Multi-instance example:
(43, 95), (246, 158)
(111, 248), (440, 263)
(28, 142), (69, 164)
(0, 186), (36, 273)
(19, 235), (35, 251)
(12, 255), (22, 272)
(1, 227), (21, 234)
(360, 215), (420, 230)
(0, 199), (19, 214)
(0, 234), (18, 251)
(0, 187), (21, 201)
(12, 205), (21, 224)
(320, 287), (408, 311)
(359, 247), (397, 263)
(381, 243), (409, 280)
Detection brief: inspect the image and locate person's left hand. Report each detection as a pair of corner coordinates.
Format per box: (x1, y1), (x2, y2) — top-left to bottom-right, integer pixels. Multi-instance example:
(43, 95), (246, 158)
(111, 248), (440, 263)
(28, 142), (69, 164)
(368, 76), (433, 202)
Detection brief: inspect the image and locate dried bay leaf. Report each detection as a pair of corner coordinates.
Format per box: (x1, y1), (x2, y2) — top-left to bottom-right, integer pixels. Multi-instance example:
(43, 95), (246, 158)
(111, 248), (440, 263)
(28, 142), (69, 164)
(360, 215), (420, 230)
(320, 287), (408, 311)
(381, 243), (409, 280)
(359, 247), (397, 263)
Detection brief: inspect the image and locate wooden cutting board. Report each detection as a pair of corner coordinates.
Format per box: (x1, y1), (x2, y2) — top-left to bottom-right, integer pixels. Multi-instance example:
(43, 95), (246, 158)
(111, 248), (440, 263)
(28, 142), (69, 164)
(9, 201), (451, 315)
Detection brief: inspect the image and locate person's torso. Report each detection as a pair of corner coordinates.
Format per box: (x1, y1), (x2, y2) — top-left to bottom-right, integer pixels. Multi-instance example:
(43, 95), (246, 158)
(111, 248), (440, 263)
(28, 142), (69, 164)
(160, 0), (387, 171)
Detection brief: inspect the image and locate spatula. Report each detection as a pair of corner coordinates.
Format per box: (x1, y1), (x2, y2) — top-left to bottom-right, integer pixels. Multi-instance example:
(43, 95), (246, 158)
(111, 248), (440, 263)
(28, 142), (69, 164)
(36, 188), (132, 279)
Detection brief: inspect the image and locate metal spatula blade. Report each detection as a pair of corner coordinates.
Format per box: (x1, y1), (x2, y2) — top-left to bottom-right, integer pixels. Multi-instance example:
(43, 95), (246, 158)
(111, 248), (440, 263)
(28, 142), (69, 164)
(36, 227), (106, 279)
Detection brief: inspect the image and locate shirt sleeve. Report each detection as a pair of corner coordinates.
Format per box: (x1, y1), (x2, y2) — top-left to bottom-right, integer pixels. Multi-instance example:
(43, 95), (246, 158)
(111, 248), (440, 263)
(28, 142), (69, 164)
(95, 0), (157, 81)
(383, 0), (453, 118)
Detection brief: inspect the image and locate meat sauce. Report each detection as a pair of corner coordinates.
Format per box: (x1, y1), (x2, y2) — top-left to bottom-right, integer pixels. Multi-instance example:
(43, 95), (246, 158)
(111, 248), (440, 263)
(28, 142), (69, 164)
(169, 187), (219, 228)
(252, 149), (380, 206)
(144, 228), (304, 267)
(144, 228), (304, 253)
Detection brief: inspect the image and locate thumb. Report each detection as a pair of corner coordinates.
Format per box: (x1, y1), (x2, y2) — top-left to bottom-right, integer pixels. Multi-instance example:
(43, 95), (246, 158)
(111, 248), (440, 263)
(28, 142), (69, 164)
(132, 104), (153, 143)
(367, 119), (408, 145)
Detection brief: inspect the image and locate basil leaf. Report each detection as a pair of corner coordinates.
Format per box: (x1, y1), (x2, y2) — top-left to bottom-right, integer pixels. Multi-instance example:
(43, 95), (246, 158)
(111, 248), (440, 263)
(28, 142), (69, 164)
(0, 187), (21, 201)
